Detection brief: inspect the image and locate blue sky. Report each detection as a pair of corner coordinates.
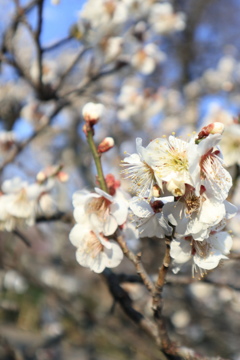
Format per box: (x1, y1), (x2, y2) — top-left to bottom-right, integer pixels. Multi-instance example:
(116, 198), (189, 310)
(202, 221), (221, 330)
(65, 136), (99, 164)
(27, 0), (86, 45)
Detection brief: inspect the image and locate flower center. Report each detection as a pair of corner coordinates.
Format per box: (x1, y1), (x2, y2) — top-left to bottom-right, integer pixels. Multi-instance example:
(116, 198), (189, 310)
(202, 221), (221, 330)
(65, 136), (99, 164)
(86, 231), (104, 258)
(86, 197), (110, 217)
(185, 193), (200, 216)
(167, 148), (188, 173)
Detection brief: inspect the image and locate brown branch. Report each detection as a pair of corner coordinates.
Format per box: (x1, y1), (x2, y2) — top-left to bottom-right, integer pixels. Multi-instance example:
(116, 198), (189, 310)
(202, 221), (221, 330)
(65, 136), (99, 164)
(102, 268), (161, 345)
(115, 230), (154, 294)
(166, 274), (240, 292)
(36, 211), (73, 224)
(228, 252), (240, 260)
(152, 237), (174, 354)
(54, 47), (91, 91)
(13, 229), (31, 247)
(35, 0), (44, 93)
(62, 60), (129, 99)
(0, 99), (69, 173)
(42, 35), (73, 52)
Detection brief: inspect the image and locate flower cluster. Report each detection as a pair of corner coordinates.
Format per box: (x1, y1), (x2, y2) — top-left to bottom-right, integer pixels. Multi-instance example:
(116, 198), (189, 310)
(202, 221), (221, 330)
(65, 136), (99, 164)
(0, 165), (67, 231)
(69, 176), (129, 273)
(122, 122), (236, 277)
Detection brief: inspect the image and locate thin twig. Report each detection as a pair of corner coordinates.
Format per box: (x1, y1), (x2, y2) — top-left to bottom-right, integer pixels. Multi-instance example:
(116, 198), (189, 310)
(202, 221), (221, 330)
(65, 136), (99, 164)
(103, 268), (161, 344)
(0, 99), (69, 173)
(13, 230), (31, 247)
(115, 231), (155, 294)
(55, 47), (90, 92)
(86, 126), (108, 192)
(152, 237), (173, 353)
(42, 35), (73, 52)
(62, 61), (128, 98)
(35, 0), (44, 92)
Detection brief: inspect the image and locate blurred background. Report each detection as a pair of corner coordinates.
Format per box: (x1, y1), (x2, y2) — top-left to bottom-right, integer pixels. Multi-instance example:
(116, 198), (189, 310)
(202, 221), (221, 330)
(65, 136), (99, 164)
(0, 0), (240, 359)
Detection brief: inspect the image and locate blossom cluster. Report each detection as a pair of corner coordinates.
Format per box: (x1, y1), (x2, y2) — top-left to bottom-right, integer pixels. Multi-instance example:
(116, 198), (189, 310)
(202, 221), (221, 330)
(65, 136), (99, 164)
(0, 166), (67, 232)
(69, 102), (236, 278)
(69, 175), (129, 273)
(122, 122), (236, 277)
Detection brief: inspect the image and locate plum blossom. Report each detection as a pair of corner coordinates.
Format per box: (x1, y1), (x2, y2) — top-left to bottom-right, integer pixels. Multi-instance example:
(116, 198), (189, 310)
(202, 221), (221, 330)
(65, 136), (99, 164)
(170, 231), (233, 278)
(163, 186), (237, 241)
(149, 3), (185, 34)
(69, 223), (123, 273)
(0, 177), (55, 231)
(129, 196), (173, 238)
(79, 0), (128, 36)
(189, 133), (232, 201)
(72, 187), (128, 236)
(220, 123), (240, 167)
(82, 102), (105, 123)
(131, 44), (166, 75)
(149, 136), (193, 196)
(121, 138), (163, 197)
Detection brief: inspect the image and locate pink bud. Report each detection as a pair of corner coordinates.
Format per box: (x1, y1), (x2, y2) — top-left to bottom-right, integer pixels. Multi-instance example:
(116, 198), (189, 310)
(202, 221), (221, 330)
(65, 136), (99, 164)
(197, 122), (224, 140)
(97, 137), (114, 153)
(82, 102), (105, 124)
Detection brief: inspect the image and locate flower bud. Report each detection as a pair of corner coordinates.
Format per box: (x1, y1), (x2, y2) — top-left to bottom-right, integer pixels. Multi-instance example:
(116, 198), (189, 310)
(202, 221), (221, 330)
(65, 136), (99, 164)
(97, 137), (114, 153)
(197, 122), (224, 140)
(82, 102), (105, 124)
(105, 174), (120, 196)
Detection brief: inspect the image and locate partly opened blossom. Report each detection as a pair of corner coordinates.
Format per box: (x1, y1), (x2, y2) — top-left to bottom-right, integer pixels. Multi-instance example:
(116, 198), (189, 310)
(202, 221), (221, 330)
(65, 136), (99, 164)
(72, 187), (128, 236)
(69, 223), (123, 273)
(170, 232), (233, 277)
(189, 133), (232, 201)
(129, 196), (173, 238)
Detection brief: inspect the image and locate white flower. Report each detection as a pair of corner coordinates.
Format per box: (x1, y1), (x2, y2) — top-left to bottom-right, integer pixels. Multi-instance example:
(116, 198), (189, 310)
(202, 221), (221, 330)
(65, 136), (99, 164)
(100, 36), (123, 62)
(80, 0), (128, 32)
(82, 102), (105, 123)
(220, 123), (240, 167)
(121, 138), (162, 197)
(149, 136), (193, 196)
(72, 187), (128, 236)
(150, 3), (185, 34)
(117, 85), (145, 121)
(170, 232), (233, 277)
(131, 44), (166, 75)
(163, 186), (237, 241)
(189, 133), (232, 201)
(69, 223), (123, 273)
(129, 196), (173, 238)
(0, 177), (55, 231)
(121, 220), (140, 251)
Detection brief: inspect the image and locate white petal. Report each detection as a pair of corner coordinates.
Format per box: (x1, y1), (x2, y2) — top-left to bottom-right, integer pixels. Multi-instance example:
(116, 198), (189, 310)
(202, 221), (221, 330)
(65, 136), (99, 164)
(224, 201), (237, 219)
(129, 197), (153, 218)
(95, 187), (114, 202)
(194, 250), (225, 270)
(69, 224), (90, 247)
(208, 231), (232, 255)
(170, 239), (191, 264)
(110, 200), (128, 225)
(103, 214), (118, 236)
(104, 241), (123, 268)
